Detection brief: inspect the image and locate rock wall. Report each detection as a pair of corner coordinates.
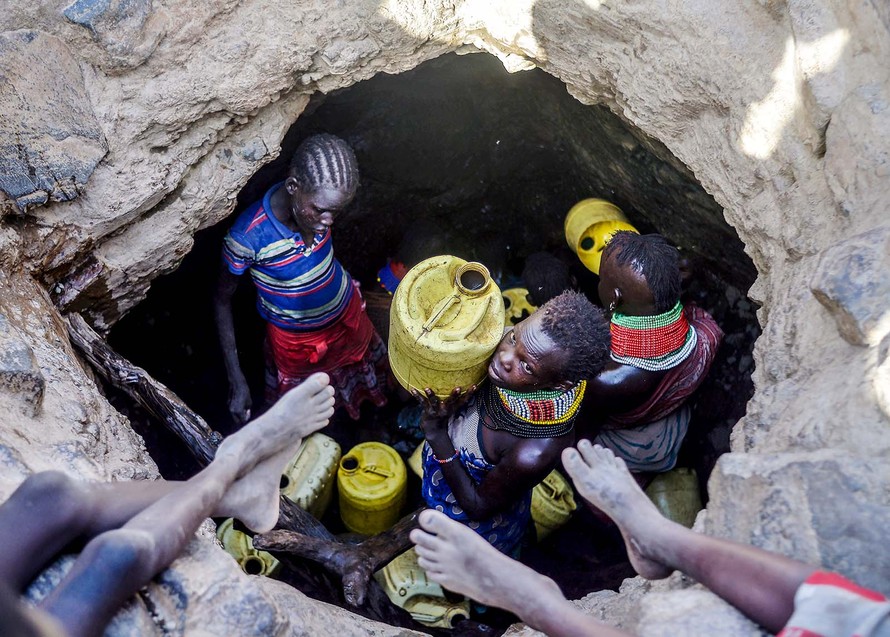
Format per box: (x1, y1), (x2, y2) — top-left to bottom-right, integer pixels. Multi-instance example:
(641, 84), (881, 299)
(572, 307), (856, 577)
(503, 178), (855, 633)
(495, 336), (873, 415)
(0, 0), (888, 635)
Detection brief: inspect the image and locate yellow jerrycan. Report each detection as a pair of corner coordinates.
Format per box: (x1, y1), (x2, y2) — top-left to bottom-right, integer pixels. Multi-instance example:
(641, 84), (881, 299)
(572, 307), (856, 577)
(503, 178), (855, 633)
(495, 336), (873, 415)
(564, 199), (639, 274)
(216, 518), (281, 577)
(645, 467), (702, 528)
(389, 256), (505, 398)
(531, 470), (578, 541)
(279, 433), (341, 519)
(338, 442), (407, 535)
(502, 287), (537, 327)
(407, 441), (425, 478)
(375, 547), (471, 628)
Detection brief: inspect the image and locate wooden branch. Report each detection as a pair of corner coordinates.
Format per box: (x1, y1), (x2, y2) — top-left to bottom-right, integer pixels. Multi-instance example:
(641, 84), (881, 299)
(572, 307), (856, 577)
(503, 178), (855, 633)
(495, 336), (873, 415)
(277, 497), (336, 541)
(255, 508), (420, 606)
(66, 312), (222, 464)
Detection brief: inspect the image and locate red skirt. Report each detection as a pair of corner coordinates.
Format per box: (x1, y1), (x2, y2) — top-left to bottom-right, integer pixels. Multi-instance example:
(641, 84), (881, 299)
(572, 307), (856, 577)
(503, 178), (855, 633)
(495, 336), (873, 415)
(265, 289), (390, 419)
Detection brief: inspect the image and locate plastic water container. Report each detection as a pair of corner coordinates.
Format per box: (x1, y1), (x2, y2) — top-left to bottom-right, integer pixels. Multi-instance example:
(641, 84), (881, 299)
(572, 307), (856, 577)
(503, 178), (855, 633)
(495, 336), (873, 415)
(645, 467), (702, 528)
(389, 256), (505, 398)
(502, 287), (537, 327)
(564, 198), (639, 274)
(279, 433), (341, 519)
(531, 470), (578, 541)
(375, 547), (471, 628)
(337, 442), (407, 535)
(407, 441), (425, 478)
(216, 518), (281, 577)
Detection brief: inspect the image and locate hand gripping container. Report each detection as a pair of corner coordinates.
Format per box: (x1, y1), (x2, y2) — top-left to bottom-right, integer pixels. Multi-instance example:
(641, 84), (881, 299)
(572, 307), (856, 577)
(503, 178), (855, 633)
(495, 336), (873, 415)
(337, 442), (407, 535)
(564, 198), (639, 274)
(389, 255), (505, 398)
(279, 432), (341, 519)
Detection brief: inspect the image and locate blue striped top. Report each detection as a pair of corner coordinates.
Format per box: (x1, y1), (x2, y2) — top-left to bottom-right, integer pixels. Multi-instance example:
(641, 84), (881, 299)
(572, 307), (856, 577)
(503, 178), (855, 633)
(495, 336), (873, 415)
(222, 182), (354, 331)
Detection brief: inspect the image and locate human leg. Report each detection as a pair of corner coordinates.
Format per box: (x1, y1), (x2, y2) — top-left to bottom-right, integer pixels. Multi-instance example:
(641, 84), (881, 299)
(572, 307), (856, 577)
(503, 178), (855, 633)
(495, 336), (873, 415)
(0, 472), (189, 593)
(562, 440), (814, 633)
(39, 373), (334, 637)
(410, 509), (631, 637)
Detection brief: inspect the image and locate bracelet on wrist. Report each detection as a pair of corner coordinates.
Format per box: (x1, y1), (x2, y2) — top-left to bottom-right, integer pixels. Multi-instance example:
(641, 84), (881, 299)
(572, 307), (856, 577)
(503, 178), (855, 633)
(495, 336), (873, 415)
(433, 448), (459, 465)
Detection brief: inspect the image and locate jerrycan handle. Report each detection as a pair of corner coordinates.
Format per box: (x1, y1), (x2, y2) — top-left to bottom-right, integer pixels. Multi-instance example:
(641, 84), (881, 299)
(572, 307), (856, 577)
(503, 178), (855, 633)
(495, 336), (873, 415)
(421, 262), (493, 342)
(362, 464), (395, 479)
(421, 294), (461, 335)
(439, 296), (493, 342)
(539, 477), (561, 499)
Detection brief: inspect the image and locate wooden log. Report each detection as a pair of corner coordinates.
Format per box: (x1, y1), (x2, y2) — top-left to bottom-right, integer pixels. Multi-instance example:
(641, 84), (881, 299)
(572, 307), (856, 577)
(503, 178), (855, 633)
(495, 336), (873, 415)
(255, 508), (420, 606)
(66, 312), (222, 464)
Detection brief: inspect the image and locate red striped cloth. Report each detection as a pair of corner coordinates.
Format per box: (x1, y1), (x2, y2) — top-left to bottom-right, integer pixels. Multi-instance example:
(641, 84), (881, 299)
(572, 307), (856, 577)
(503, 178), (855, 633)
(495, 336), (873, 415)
(778, 571), (889, 636)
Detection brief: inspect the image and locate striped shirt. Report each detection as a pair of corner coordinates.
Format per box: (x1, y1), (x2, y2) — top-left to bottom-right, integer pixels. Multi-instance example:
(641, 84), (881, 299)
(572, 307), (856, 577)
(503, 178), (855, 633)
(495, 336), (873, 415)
(222, 182), (354, 331)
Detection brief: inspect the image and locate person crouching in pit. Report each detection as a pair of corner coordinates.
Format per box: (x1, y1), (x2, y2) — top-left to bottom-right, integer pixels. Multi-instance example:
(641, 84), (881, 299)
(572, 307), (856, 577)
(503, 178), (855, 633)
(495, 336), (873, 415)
(415, 290), (610, 555)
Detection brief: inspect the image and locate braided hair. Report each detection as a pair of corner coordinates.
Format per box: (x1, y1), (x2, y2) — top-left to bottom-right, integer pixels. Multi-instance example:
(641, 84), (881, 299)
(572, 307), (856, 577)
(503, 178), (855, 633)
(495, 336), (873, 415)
(604, 231), (681, 313)
(289, 133), (359, 198)
(538, 291), (611, 382)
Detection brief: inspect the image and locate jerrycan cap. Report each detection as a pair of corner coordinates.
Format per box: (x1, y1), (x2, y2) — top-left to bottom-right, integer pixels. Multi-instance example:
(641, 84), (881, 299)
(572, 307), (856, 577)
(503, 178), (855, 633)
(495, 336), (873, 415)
(454, 262), (491, 295)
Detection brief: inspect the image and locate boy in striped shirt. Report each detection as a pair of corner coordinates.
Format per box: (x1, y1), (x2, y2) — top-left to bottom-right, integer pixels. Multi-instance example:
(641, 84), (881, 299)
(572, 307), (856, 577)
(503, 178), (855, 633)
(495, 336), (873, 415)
(215, 134), (389, 425)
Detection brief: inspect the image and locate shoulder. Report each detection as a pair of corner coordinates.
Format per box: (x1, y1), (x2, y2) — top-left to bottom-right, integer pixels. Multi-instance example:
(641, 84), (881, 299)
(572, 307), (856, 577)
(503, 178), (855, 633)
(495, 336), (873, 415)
(685, 305), (724, 344)
(502, 434), (570, 473)
(587, 359), (664, 396)
(228, 200), (269, 236)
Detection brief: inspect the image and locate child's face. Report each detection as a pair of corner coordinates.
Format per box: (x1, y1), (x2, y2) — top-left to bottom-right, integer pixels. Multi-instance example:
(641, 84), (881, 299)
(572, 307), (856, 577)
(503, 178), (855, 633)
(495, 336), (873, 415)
(487, 310), (572, 393)
(287, 183), (352, 238)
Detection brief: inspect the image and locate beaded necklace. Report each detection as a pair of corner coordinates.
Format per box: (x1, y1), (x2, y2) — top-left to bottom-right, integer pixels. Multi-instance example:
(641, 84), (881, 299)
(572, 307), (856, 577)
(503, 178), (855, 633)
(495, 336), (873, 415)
(610, 301), (697, 371)
(480, 380), (586, 438)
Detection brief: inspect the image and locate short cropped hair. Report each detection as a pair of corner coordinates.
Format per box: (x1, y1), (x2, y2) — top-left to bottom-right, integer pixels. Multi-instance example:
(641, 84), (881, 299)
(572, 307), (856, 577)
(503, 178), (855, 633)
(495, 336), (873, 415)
(522, 252), (574, 306)
(539, 291), (611, 382)
(604, 232), (680, 313)
(289, 133), (359, 198)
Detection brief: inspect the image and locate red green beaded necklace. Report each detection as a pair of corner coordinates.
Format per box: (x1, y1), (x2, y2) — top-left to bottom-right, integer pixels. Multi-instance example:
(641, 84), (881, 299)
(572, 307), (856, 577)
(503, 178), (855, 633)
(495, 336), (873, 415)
(610, 301), (697, 371)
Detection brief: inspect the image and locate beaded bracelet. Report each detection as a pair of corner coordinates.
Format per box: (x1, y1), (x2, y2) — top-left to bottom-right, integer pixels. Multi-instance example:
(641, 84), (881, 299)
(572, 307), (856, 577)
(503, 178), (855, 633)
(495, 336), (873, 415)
(433, 449), (459, 465)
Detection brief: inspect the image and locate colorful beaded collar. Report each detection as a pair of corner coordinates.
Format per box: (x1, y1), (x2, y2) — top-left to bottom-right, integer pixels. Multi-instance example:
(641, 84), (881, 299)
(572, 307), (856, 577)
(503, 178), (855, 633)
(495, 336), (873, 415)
(480, 380), (587, 439)
(610, 301), (697, 371)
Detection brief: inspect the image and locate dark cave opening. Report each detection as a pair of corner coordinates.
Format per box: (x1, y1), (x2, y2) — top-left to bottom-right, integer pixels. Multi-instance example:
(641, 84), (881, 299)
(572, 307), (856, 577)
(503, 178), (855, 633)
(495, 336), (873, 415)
(108, 52), (760, 633)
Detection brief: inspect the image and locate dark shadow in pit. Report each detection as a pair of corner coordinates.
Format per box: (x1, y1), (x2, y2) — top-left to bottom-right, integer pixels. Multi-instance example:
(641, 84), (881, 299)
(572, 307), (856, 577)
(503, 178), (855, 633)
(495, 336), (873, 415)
(109, 52), (759, 634)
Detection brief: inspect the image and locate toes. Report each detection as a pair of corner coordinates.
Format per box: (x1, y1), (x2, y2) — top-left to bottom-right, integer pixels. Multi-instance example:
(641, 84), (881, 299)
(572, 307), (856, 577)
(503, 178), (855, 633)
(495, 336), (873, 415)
(409, 528), (438, 550)
(416, 554), (442, 576)
(576, 439), (599, 465)
(561, 447), (585, 476)
(418, 509), (455, 536)
(305, 372), (331, 392)
(413, 543), (441, 564)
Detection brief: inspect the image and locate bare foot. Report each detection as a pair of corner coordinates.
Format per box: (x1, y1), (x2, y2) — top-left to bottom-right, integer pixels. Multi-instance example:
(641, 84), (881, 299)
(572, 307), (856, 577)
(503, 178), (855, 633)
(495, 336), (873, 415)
(410, 509), (563, 626)
(562, 441), (673, 579)
(216, 373), (335, 532)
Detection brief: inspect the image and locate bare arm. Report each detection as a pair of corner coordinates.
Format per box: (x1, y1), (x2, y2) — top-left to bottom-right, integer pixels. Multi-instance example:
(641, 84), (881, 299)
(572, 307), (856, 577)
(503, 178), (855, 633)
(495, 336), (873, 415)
(584, 360), (665, 417)
(417, 389), (567, 519)
(213, 262), (251, 424)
